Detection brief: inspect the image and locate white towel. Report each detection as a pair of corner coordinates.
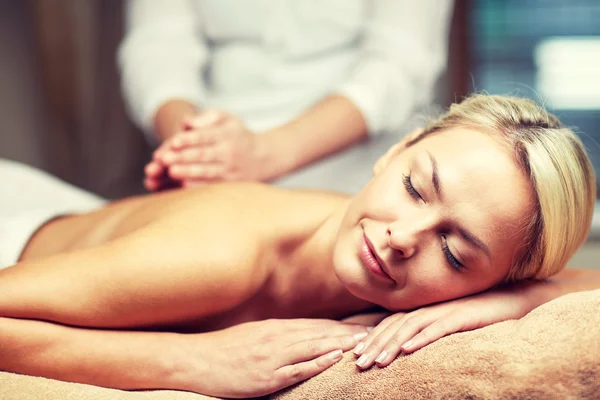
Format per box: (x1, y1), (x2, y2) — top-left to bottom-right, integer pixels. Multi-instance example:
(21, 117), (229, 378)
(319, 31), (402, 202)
(0, 159), (106, 268)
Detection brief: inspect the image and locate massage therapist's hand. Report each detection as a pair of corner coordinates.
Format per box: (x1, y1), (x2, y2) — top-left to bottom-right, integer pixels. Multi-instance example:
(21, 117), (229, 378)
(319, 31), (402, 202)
(152, 109), (280, 189)
(144, 137), (183, 191)
(177, 318), (370, 398)
(352, 285), (539, 370)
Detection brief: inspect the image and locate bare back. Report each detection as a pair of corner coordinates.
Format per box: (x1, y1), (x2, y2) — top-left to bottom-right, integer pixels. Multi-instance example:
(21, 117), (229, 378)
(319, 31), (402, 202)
(22, 183), (345, 260)
(7, 183), (367, 332)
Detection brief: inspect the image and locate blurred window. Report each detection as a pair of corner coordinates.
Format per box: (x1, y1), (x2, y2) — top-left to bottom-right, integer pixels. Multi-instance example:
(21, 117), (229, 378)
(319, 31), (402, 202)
(470, 0), (600, 194)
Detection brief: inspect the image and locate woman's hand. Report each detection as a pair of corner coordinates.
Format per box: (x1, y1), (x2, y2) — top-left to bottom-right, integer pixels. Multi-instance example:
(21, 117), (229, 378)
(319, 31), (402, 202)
(146, 109), (279, 190)
(144, 138), (183, 191)
(352, 285), (538, 369)
(178, 318), (370, 398)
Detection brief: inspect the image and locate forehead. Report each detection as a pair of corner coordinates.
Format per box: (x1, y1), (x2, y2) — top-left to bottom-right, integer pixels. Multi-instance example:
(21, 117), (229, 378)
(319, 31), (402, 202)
(407, 128), (535, 254)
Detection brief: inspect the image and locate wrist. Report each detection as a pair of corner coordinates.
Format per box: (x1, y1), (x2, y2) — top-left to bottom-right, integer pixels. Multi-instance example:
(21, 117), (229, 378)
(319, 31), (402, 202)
(254, 130), (297, 181)
(153, 100), (198, 141)
(162, 333), (213, 393)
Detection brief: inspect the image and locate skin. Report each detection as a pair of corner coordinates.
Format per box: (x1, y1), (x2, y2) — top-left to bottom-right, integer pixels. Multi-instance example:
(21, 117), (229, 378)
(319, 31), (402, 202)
(145, 95), (368, 190)
(0, 127), (598, 397)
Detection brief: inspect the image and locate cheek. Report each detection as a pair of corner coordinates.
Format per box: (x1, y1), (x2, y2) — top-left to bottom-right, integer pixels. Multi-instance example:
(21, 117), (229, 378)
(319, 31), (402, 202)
(391, 259), (473, 309)
(409, 268), (460, 302)
(332, 222), (360, 278)
(355, 175), (406, 219)
(402, 267), (500, 308)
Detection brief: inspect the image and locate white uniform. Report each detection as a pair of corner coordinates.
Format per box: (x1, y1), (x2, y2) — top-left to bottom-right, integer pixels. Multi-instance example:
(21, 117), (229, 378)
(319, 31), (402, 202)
(119, 0), (454, 142)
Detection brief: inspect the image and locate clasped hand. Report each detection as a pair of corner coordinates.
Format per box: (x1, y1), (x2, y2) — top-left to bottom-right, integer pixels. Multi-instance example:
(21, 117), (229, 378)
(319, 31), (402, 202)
(145, 110), (271, 191)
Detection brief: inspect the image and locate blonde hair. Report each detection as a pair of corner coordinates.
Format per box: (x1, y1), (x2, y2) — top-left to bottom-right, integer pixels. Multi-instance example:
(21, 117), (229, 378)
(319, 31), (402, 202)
(410, 95), (596, 282)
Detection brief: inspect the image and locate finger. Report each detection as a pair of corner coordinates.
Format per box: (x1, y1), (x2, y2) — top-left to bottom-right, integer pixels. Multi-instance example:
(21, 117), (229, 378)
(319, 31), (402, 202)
(145, 172), (181, 192)
(274, 349), (343, 390)
(164, 146), (223, 164)
(182, 109), (226, 130)
(171, 129), (220, 149)
(145, 161), (164, 178)
(352, 313), (404, 356)
(169, 163), (225, 180)
(355, 315), (428, 370)
(144, 176), (180, 192)
(144, 162), (169, 191)
(283, 334), (363, 365)
(153, 142), (175, 162)
(144, 177), (161, 192)
(400, 316), (465, 355)
(372, 319), (445, 367)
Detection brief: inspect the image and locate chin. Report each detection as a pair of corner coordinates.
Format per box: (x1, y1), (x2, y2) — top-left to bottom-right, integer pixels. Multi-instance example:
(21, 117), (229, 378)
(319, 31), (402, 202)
(333, 255), (368, 296)
(333, 259), (387, 308)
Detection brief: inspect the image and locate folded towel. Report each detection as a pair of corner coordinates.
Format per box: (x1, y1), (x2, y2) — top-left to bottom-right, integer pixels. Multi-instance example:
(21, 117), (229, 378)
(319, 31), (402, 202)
(1, 290), (598, 400)
(271, 289), (600, 400)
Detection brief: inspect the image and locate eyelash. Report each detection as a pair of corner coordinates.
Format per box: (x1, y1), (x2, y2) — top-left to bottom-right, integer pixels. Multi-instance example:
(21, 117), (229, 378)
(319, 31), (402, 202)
(442, 236), (464, 271)
(402, 174), (463, 271)
(402, 174), (423, 202)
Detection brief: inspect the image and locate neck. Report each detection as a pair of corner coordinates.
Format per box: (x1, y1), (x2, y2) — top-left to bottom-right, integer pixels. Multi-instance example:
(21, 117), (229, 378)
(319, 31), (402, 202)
(286, 198), (375, 317)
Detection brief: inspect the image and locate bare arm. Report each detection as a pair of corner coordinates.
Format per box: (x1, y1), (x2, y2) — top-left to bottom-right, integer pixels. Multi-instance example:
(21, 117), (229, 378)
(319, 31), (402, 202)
(0, 203), (265, 328)
(0, 317), (187, 390)
(0, 312), (368, 397)
(519, 267), (600, 309)
(256, 95), (368, 180)
(153, 99), (198, 141)
(352, 267), (600, 370)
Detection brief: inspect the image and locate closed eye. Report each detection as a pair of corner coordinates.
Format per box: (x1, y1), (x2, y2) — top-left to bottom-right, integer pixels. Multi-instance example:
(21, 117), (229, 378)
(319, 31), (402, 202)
(442, 235), (464, 271)
(402, 174), (424, 202)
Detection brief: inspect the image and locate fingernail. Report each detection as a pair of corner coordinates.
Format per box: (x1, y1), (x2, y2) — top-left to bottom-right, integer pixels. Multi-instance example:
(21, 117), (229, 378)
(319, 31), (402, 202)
(172, 138), (182, 148)
(329, 349), (343, 362)
(367, 326), (375, 332)
(402, 340), (413, 350)
(355, 354), (369, 368)
(353, 342), (365, 355)
(375, 351), (387, 364)
(353, 332), (368, 341)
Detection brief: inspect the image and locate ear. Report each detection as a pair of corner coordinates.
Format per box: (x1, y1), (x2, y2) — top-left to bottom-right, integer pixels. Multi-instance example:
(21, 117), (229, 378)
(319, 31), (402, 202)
(373, 128), (424, 176)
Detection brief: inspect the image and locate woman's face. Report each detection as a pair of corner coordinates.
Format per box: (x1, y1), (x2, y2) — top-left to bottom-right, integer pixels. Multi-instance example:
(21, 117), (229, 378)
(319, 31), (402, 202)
(333, 127), (535, 310)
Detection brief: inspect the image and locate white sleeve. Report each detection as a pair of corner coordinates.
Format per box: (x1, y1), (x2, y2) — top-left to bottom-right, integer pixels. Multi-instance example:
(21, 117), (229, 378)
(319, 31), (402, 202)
(335, 0), (454, 136)
(118, 0), (207, 133)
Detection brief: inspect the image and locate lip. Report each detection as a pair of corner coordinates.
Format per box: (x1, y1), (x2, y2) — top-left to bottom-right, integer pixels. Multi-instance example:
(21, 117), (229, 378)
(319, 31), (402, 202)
(360, 234), (395, 283)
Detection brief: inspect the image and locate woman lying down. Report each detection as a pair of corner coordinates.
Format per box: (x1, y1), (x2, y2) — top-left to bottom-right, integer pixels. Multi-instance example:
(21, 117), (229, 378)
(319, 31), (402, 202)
(1, 95), (599, 398)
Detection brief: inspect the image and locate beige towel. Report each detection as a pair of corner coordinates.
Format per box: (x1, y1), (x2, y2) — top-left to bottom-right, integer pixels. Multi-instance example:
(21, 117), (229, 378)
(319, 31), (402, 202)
(272, 289), (600, 400)
(1, 290), (599, 400)
(0, 371), (225, 400)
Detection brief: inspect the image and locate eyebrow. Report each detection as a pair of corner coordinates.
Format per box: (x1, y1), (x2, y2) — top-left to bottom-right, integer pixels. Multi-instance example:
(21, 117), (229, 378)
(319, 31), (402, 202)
(427, 152), (442, 199)
(427, 152), (492, 262)
(458, 227), (492, 261)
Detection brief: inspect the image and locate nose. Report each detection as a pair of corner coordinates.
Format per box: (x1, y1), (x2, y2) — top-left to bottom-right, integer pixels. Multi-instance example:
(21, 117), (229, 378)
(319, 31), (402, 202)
(387, 222), (421, 258)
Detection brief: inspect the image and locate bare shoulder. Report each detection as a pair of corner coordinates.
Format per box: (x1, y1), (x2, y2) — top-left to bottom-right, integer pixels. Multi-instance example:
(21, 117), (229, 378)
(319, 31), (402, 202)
(158, 183), (346, 232)
(131, 183), (346, 296)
